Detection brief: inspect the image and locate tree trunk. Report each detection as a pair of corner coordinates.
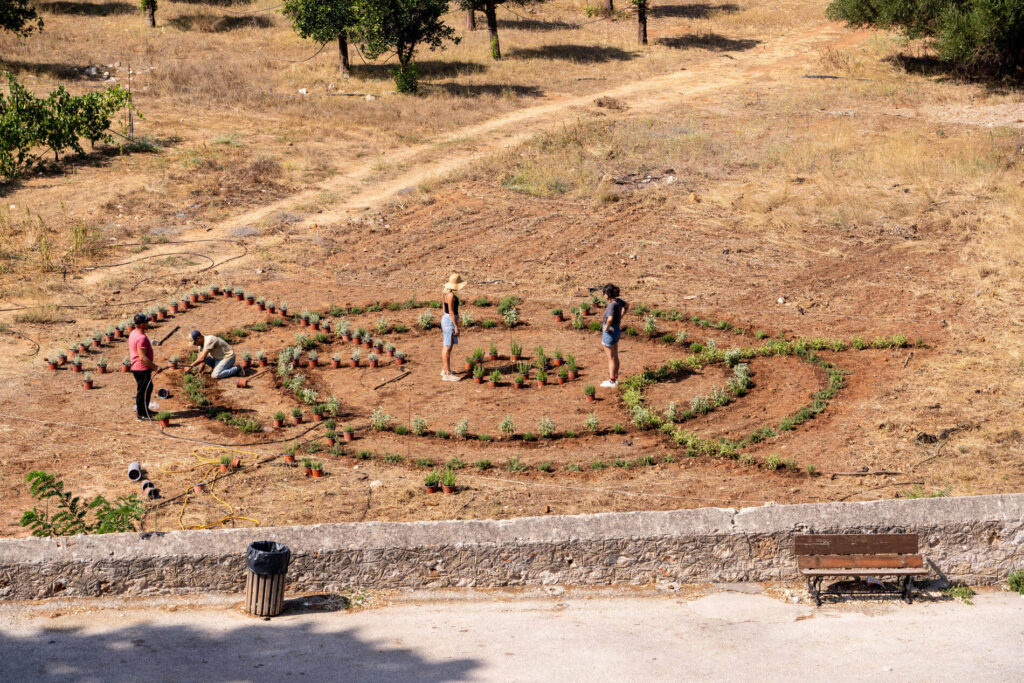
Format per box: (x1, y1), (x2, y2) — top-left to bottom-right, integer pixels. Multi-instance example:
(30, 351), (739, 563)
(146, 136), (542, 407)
(485, 1), (499, 60)
(146, 2), (155, 27)
(466, 9), (476, 30)
(637, 1), (647, 45)
(603, 0), (613, 13)
(338, 33), (350, 77)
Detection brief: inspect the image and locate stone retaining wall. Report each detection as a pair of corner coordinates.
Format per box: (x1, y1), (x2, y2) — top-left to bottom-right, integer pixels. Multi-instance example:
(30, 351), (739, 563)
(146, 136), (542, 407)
(2, 494), (1022, 600)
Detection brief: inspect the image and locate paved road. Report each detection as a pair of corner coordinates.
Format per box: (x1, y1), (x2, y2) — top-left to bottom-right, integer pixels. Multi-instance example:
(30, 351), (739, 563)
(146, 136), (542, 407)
(1, 588), (1021, 681)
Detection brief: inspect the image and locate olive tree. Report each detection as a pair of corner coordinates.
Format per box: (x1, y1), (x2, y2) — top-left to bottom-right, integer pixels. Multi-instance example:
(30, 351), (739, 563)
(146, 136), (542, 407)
(283, 0), (358, 77)
(1, 0), (42, 36)
(354, 0), (458, 93)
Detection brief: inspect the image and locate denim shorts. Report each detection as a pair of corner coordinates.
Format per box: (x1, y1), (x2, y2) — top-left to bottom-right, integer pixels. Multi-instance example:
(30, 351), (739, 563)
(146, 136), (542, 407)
(441, 314), (458, 347)
(602, 326), (621, 348)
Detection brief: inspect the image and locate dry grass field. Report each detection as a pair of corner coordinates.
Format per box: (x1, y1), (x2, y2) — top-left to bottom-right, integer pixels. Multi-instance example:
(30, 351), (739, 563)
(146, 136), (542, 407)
(1, 0), (1023, 536)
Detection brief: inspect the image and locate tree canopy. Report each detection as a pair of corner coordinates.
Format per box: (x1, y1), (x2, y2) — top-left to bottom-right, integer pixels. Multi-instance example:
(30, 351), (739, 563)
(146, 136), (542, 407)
(1, 0), (42, 36)
(355, 0), (458, 92)
(283, 0), (358, 75)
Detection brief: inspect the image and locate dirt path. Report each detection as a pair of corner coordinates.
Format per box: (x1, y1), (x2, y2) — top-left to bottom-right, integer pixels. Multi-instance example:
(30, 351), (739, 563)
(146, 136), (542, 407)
(219, 22), (867, 234)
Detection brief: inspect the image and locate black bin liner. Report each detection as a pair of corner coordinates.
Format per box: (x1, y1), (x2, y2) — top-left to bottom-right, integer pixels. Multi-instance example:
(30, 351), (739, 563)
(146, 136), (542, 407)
(246, 541), (291, 575)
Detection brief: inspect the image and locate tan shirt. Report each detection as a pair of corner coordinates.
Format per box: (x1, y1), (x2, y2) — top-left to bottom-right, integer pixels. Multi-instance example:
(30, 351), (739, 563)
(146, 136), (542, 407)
(202, 335), (234, 362)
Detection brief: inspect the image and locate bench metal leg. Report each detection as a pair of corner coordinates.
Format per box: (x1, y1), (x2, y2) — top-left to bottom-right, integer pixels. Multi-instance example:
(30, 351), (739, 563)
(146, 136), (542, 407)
(807, 576), (823, 606)
(902, 576), (913, 604)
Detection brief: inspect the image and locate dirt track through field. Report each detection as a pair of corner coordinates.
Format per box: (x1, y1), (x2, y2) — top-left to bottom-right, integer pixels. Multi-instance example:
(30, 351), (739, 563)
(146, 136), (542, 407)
(218, 21), (867, 235)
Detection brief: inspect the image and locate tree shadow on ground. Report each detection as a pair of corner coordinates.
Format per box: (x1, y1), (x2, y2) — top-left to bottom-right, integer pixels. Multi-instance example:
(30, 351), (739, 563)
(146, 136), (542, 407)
(355, 61), (487, 80)
(37, 1), (136, 15)
(0, 59), (90, 81)
(506, 44), (636, 63)
(429, 83), (544, 98)
(498, 17), (580, 31)
(656, 34), (760, 52)
(886, 53), (1022, 90)
(169, 13), (273, 32)
(0, 619), (481, 681)
(651, 2), (739, 18)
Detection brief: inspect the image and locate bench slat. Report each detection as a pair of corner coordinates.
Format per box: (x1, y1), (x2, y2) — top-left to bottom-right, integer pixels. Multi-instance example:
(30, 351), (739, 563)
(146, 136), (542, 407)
(798, 554), (924, 570)
(800, 568), (929, 576)
(794, 534), (918, 556)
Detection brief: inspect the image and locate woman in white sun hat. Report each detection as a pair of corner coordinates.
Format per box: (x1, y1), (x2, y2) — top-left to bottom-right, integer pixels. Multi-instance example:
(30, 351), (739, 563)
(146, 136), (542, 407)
(440, 273), (466, 382)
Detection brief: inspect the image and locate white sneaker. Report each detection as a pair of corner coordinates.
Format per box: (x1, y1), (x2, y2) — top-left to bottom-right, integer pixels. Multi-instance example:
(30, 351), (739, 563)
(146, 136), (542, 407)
(600, 379), (618, 388)
(443, 373), (462, 382)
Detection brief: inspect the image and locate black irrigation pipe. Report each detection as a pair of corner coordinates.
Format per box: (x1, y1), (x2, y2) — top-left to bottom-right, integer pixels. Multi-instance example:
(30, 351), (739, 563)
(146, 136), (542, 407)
(8, 328), (40, 356)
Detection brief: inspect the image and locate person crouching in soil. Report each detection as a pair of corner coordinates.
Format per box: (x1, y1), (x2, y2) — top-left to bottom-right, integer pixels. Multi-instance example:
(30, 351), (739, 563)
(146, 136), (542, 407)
(600, 283), (628, 389)
(184, 330), (240, 379)
(440, 273), (466, 382)
(129, 313), (162, 420)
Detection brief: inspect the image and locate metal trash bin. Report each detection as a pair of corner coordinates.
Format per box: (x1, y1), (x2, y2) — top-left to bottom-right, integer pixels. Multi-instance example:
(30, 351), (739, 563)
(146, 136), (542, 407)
(244, 541), (291, 617)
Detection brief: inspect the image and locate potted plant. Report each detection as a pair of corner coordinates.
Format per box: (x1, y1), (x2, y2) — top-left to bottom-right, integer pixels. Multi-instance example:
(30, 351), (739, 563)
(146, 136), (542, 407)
(71, 358), (83, 373)
(223, 286), (233, 298)
(395, 350), (407, 366)
(473, 364), (485, 384)
(535, 346), (547, 370)
(343, 425), (355, 442)
(584, 384), (596, 403)
(385, 342), (395, 358)
(272, 411), (285, 429)
(441, 468), (457, 494)
(350, 349), (360, 368)
(581, 301), (592, 315)
(536, 368), (547, 387)
(219, 455), (231, 473)
(552, 307), (564, 322)
(310, 313), (321, 330)
(311, 461), (324, 478)
(291, 406), (303, 425)
(245, 292), (255, 305)
(464, 354), (475, 372)
(313, 404), (328, 422)
(306, 350), (318, 368)
(328, 353), (340, 369)
(257, 350), (268, 368)
(193, 482), (206, 495)
(279, 302), (289, 317)
(424, 470), (440, 493)
(188, 289), (199, 304)
(336, 321), (351, 342)
(168, 300), (179, 314)
(362, 334), (373, 350)
(487, 341), (498, 362)
(324, 430), (336, 447)
(510, 340), (522, 362)
(91, 333), (103, 348)
(553, 349), (564, 367)
(57, 351), (68, 365)
(471, 347), (484, 366)
(230, 456), (242, 469)
(368, 352), (379, 368)
(104, 327), (116, 343)
(566, 354), (579, 380)
(211, 284), (221, 296)
(46, 356), (58, 371)
(488, 370), (502, 387)
(179, 295), (189, 310)
(115, 324), (126, 339)
(96, 357), (108, 374)
(302, 457), (313, 476)
(256, 297), (266, 311)
(168, 355), (180, 370)
(557, 366), (568, 384)
(241, 351), (252, 369)
(513, 373), (525, 389)
(83, 372), (94, 390)
(283, 444), (297, 463)
(373, 338), (383, 352)
(78, 340), (88, 354)
(266, 300), (276, 314)
(118, 356), (129, 373)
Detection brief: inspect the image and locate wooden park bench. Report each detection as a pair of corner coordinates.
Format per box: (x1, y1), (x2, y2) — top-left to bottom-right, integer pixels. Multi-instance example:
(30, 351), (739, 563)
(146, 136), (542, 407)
(794, 534), (929, 606)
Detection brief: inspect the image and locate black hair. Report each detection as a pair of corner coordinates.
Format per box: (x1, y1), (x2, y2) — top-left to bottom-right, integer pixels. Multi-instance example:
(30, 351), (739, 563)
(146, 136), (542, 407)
(133, 313), (148, 327)
(602, 284), (620, 299)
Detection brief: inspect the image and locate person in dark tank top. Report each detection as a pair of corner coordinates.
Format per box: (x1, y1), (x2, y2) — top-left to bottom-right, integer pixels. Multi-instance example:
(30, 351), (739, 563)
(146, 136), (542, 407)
(600, 283), (628, 388)
(440, 273), (466, 381)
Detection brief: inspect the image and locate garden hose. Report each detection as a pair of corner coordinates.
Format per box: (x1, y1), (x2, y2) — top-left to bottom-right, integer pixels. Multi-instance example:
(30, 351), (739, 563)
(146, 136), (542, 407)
(171, 447), (262, 531)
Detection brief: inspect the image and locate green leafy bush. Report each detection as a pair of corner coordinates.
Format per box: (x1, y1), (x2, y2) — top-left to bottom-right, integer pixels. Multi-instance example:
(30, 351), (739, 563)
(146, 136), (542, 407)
(20, 471), (142, 536)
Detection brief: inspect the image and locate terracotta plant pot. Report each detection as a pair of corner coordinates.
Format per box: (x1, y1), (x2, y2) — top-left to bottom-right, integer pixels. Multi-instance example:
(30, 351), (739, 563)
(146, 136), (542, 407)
(557, 377), (566, 385)
(552, 358), (563, 367)
(582, 307), (591, 316)
(121, 365), (130, 373)
(236, 377), (247, 388)
(510, 355), (520, 362)
(568, 371), (578, 380)
(170, 304), (179, 314)
(425, 484), (439, 494)
(332, 359), (341, 369)
(306, 359), (315, 369)
(311, 322), (320, 331)
(268, 306), (276, 314)
(59, 353), (68, 364)
(273, 418), (283, 429)
(259, 358), (268, 368)
(220, 463), (229, 474)
(257, 303), (266, 311)
(241, 359), (251, 369)
(223, 290), (231, 298)
(235, 293), (244, 301)
(72, 364), (82, 373)
(314, 413), (324, 422)
(105, 334), (115, 343)
(189, 294), (198, 304)
(284, 454), (296, 463)
(311, 469), (323, 478)
(474, 377), (483, 384)
(350, 360), (358, 368)
(193, 483), (205, 494)
(441, 484), (455, 494)
(231, 457), (241, 469)
(369, 360), (379, 368)
(246, 297), (254, 306)
(514, 382), (523, 390)
(386, 349), (395, 358)
(180, 300), (189, 310)
(489, 381), (498, 388)
(342, 334), (352, 343)
(47, 362), (57, 371)
(159, 418), (170, 428)
(324, 437), (335, 447)
(396, 358), (405, 366)
(293, 415), (303, 425)
(78, 344), (88, 354)
(536, 380), (546, 387)
(585, 395), (595, 403)
(555, 314), (564, 322)
(115, 329), (124, 339)
(300, 318), (309, 327)
(304, 466), (312, 477)
(464, 362), (473, 371)
(343, 432), (354, 442)
(486, 354), (497, 362)
(83, 379), (93, 390)
(92, 339), (101, 348)
(97, 366), (107, 374)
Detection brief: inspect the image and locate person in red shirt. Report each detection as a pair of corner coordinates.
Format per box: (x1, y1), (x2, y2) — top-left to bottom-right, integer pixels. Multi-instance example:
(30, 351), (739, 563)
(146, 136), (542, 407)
(128, 313), (162, 420)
